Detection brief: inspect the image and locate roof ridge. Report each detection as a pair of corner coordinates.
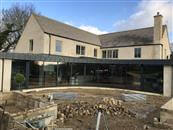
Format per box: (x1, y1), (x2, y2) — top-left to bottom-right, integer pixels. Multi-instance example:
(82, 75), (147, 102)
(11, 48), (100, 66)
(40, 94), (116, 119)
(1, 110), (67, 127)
(100, 25), (167, 36)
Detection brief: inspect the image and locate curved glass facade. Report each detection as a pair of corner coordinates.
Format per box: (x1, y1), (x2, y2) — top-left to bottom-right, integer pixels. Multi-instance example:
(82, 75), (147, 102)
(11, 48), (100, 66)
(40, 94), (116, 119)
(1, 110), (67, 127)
(11, 60), (163, 94)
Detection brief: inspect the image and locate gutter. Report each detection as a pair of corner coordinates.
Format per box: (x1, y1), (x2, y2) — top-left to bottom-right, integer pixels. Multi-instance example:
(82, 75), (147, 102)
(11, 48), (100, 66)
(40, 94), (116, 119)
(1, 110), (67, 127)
(49, 34), (51, 55)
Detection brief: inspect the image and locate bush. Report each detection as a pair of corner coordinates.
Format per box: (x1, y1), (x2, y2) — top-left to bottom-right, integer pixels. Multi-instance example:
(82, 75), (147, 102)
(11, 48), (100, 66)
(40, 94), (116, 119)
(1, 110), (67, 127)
(15, 73), (25, 89)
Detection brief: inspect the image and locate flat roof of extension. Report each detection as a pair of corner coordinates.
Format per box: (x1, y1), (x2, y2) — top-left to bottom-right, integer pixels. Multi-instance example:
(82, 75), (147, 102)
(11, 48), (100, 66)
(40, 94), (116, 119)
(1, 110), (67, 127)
(0, 52), (173, 65)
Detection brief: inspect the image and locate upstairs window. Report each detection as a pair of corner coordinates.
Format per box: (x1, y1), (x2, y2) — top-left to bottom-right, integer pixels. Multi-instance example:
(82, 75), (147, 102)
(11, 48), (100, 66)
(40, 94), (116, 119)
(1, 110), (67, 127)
(76, 45), (80, 55)
(102, 50), (106, 58)
(81, 46), (85, 55)
(94, 49), (97, 57)
(107, 50), (112, 58)
(113, 49), (118, 58)
(134, 48), (141, 58)
(55, 40), (62, 52)
(29, 39), (33, 52)
(76, 45), (85, 55)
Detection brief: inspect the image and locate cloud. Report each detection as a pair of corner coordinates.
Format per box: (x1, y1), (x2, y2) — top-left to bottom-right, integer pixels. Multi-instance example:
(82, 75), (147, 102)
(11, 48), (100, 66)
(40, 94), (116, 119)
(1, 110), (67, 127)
(79, 25), (108, 35)
(64, 21), (108, 35)
(114, 0), (173, 33)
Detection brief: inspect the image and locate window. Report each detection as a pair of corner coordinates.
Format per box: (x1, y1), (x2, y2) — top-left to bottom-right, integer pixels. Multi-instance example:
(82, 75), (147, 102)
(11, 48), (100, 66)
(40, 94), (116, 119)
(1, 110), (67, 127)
(55, 40), (62, 52)
(81, 46), (85, 55)
(107, 50), (112, 58)
(102, 51), (106, 58)
(76, 45), (80, 55)
(113, 50), (118, 58)
(76, 45), (85, 55)
(134, 48), (141, 58)
(94, 49), (97, 57)
(29, 39), (33, 52)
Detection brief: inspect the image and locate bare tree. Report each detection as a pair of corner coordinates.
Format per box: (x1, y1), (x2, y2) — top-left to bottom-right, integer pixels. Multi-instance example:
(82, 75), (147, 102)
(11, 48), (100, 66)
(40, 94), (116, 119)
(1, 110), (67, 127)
(0, 3), (38, 52)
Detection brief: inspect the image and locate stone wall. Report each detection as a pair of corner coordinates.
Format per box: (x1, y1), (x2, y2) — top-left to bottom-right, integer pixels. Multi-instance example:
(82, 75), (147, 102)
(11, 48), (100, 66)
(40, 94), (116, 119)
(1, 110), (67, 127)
(0, 92), (57, 130)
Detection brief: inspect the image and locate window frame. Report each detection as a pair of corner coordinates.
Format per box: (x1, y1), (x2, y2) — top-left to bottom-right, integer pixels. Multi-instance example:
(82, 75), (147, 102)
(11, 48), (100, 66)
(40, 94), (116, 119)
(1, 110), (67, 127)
(81, 46), (85, 55)
(94, 48), (97, 57)
(29, 39), (33, 52)
(107, 50), (113, 58)
(76, 45), (81, 55)
(55, 40), (62, 52)
(134, 48), (141, 58)
(76, 45), (85, 55)
(102, 50), (106, 58)
(113, 49), (118, 58)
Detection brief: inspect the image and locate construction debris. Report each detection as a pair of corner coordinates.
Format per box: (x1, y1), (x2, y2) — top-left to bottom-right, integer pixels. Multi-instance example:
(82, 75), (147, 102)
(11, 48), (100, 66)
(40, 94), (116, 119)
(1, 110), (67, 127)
(55, 97), (134, 124)
(0, 89), (171, 130)
(0, 92), (57, 130)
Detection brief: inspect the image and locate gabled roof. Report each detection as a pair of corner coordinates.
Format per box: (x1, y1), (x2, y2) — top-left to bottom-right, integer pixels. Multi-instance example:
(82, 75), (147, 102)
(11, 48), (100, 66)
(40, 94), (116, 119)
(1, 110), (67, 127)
(32, 14), (167, 48)
(99, 27), (154, 48)
(33, 14), (101, 46)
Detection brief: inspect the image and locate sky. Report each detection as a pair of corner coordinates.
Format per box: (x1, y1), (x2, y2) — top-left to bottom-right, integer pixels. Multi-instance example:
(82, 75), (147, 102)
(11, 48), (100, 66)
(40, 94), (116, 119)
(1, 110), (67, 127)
(1, 0), (173, 42)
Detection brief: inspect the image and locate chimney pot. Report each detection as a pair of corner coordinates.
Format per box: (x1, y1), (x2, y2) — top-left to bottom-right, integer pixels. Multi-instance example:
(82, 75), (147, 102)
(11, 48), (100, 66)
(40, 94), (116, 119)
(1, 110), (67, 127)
(157, 12), (160, 15)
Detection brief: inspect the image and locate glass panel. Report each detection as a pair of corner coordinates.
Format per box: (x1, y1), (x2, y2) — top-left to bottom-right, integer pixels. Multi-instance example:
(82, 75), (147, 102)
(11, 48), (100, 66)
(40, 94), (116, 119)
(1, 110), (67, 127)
(29, 39), (33, 52)
(55, 40), (62, 52)
(142, 65), (163, 93)
(135, 48), (141, 58)
(57, 63), (71, 85)
(94, 49), (97, 57)
(81, 46), (85, 55)
(76, 45), (80, 55)
(102, 51), (106, 58)
(29, 61), (44, 88)
(113, 50), (118, 58)
(107, 50), (112, 58)
(11, 60), (27, 90)
(44, 62), (57, 86)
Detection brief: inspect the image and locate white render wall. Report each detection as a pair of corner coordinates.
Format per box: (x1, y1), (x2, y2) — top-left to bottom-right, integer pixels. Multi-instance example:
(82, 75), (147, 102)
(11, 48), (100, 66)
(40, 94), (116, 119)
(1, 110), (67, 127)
(2, 60), (12, 92)
(164, 65), (173, 97)
(44, 34), (102, 58)
(101, 45), (162, 59)
(15, 15), (44, 54)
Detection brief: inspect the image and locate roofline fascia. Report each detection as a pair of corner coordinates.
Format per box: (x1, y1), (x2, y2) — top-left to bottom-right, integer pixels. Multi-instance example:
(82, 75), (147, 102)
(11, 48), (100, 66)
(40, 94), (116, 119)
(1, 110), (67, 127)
(0, 52), (173, 65)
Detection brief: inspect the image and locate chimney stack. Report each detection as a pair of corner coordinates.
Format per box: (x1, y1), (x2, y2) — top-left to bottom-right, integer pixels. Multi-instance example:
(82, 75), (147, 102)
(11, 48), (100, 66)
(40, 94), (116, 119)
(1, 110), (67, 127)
(154, 12), (163, 43)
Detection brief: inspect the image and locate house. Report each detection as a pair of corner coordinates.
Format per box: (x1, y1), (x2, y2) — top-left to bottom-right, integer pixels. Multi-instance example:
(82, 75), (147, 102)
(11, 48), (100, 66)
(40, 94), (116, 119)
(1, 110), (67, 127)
(0, 12), (173, 97)
(15, 12), (171, 59)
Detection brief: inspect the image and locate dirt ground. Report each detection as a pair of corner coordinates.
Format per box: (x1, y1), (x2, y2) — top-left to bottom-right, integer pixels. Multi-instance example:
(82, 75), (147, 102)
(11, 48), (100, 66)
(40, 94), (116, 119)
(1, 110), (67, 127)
(27, 88), (172, 130)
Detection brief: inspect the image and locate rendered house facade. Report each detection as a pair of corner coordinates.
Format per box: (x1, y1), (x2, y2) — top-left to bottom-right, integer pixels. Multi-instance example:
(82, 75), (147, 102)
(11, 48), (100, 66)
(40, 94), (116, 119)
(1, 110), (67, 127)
(0, 12), (173, 97)
(15, 12), (171, 59)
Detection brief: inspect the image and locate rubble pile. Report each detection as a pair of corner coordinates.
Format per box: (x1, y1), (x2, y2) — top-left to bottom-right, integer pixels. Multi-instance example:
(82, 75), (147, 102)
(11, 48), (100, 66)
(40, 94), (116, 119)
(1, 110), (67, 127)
(56, 97), (135, 123)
